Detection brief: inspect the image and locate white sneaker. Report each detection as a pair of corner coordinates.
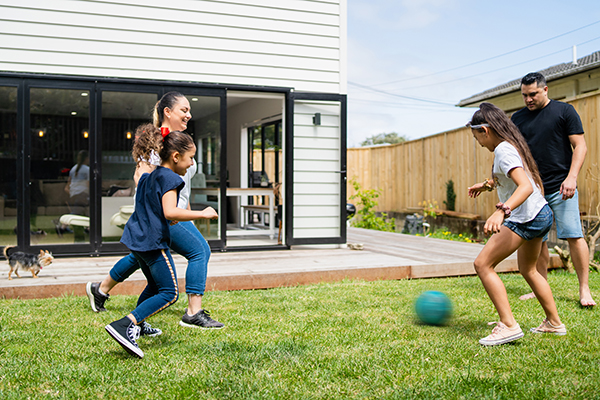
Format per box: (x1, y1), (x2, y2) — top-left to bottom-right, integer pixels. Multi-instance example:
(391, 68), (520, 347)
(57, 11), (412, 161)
(479, 321), (524, 346)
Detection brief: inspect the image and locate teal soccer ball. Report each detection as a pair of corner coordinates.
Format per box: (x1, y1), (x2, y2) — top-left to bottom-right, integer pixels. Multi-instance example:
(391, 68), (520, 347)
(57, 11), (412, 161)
(415, 291), (452, 326)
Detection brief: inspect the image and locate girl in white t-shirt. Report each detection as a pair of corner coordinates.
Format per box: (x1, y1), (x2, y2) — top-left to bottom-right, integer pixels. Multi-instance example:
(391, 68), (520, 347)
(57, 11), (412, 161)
(467, 103), (565, 346)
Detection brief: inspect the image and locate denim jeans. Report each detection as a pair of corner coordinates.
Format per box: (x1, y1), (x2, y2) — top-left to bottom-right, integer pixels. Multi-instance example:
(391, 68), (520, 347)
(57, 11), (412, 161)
(109, 253), (139, 283)
(169, 221), (211, 295)
(129, 249), (179, 323)
(109, 221), (210, 296)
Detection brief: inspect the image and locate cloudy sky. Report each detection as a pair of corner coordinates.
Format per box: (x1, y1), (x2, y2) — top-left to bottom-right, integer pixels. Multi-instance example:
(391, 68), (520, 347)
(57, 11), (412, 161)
(346, 0), (600, 147)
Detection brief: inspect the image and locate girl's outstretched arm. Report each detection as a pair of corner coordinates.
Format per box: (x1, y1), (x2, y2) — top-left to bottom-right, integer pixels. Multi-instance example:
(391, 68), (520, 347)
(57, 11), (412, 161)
(468, 179), (494, 198)
(162, 190), (218, 222)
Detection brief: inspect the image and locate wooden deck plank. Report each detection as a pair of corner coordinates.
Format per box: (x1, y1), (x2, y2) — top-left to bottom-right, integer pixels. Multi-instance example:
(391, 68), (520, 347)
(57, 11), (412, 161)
(0, 227), (560, 299)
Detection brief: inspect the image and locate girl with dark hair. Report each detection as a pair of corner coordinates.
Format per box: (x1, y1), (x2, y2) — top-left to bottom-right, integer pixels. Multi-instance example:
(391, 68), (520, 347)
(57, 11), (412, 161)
(467, 103), (565, 346)
(105, 127), (210, 358)
(87, 92), (222, 333)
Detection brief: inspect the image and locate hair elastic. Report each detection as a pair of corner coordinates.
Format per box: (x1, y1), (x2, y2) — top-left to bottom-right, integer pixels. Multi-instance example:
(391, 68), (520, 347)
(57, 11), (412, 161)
(466, 123), (490, 129)
(161, 127), (170, 140)
(495, 202), (511, 217)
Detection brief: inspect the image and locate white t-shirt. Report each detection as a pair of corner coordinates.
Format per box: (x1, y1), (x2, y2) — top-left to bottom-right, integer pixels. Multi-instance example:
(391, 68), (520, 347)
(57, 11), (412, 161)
(178, 158), (196, 210)
(69, 164), (90, 196)
(493, 141), (546, 223)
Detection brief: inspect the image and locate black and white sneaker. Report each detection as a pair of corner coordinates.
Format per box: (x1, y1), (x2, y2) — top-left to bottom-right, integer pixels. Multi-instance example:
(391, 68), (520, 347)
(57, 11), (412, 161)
(105, 317), (144, 358)
(179, 308), (225, 329)
(86, 282), (109, 312)
(139, 321), (162, 337)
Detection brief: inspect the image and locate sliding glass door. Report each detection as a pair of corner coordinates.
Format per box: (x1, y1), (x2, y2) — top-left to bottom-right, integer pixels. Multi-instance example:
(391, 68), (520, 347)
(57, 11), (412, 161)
(0, 76), (227, 256)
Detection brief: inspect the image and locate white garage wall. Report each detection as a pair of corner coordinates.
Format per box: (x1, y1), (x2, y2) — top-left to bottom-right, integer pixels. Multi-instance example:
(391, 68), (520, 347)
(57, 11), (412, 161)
(0, 0), (346, 93)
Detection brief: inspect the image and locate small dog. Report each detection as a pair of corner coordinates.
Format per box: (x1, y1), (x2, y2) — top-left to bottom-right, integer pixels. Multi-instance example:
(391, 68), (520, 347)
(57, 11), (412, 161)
(3, 246), (54, 280)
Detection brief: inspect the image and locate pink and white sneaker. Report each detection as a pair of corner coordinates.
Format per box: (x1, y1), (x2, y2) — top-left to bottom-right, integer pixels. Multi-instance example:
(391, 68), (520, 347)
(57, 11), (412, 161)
(530, 318), (567, 336)
(479, 321), (524, 346)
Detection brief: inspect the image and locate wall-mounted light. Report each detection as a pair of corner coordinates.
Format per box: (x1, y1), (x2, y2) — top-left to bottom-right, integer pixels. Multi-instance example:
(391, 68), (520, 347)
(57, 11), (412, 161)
(191, 97), (198, 102)
(81, 92), (89, 97)
(71, 111), (77, 116)
(313, 113), (321, 126)
(82, 130), (89, 139)
(126, 131), (132, 140)
(38, 129), (45, 137)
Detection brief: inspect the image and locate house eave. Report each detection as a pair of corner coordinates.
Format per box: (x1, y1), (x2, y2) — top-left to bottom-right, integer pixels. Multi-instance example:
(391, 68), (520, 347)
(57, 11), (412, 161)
(457, 58), (600, 108)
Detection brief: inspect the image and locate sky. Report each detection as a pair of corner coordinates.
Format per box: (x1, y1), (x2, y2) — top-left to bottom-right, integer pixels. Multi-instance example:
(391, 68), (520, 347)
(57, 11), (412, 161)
(346, 0), (600, 147)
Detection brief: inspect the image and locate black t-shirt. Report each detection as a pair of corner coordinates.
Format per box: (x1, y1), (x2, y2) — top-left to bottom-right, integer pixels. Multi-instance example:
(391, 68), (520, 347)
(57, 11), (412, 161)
(511, 100), (584, 194)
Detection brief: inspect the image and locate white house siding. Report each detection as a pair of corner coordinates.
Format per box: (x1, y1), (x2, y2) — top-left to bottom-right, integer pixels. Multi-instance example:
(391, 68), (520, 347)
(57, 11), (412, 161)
(293, 100), (341, 238)
(0, 0), (346, 93)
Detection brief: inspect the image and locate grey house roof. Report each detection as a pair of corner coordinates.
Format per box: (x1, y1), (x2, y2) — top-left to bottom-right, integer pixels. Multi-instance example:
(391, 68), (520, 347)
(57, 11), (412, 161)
(457, 50), (600, 107)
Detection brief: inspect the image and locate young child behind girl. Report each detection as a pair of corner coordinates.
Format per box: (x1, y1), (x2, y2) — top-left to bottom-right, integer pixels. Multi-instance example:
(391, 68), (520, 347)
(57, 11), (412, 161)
(105, 125), (212, 358)
(467, 103), (566, 346)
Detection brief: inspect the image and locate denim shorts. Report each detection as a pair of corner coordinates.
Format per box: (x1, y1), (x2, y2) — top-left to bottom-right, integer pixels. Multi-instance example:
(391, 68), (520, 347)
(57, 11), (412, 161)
(503, 204), (553, 241)
(544, 189), (584, 240)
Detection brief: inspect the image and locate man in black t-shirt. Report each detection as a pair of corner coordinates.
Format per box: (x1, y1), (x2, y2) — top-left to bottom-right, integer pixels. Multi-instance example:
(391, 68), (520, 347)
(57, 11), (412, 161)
(511, 72), (595, 307)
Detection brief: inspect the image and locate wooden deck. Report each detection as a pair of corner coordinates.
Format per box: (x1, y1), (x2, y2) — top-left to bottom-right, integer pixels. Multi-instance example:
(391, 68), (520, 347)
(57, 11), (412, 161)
(0, 228), (561, 299)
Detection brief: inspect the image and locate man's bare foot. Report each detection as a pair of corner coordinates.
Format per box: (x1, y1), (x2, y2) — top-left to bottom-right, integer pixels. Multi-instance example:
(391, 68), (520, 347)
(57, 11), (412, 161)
(580, 289), (596, 307)
(519, 292), (536, 301)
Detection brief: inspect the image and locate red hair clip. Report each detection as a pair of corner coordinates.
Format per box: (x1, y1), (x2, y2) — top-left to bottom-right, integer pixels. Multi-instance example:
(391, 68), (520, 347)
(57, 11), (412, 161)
(161, 127), (170, 139)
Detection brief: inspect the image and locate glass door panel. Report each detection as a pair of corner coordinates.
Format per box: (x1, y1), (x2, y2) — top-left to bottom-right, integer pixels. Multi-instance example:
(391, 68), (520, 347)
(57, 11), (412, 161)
(249, 121), (282, 189)
(29, 87), (90, 245)
(100, 91), (157, 242)
(244, 121), (282, 239)
(184, 94), (221, 241)
(0, 86), (18, 247)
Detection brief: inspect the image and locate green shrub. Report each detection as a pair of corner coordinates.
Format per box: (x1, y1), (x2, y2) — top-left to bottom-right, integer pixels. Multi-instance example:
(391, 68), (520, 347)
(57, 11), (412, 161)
(349, 180), (394, 232)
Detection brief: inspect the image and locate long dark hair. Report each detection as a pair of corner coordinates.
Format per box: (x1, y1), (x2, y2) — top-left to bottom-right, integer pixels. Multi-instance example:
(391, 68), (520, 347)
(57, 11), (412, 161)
(159, 130), (194, 162)
(469, 102), (544, 194)
(153, 91), (185, 128)
(74, 150), (88, 177)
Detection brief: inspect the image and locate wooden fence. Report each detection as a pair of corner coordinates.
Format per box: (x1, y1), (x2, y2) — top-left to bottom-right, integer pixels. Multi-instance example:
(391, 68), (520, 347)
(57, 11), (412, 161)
(347, 91), (600, 219)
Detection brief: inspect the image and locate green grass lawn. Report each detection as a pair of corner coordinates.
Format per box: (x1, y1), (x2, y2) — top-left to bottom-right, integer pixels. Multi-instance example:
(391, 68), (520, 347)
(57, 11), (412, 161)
(0, 271), (598, 399)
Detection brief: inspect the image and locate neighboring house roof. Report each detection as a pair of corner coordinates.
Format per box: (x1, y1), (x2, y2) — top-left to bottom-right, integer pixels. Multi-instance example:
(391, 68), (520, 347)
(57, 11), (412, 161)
(457, 50), (600, 107)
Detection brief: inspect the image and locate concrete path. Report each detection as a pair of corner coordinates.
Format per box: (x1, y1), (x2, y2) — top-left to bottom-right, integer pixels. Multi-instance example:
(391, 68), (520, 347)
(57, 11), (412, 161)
(0, 228), (560, 299)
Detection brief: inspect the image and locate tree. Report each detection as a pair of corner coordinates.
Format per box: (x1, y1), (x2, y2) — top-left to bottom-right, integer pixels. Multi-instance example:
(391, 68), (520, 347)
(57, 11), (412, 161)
(360, 132), (408, 147)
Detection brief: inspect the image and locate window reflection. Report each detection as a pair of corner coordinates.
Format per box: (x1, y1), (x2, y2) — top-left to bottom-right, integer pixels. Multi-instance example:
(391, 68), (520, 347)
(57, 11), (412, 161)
(0, 86), (18, 247)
